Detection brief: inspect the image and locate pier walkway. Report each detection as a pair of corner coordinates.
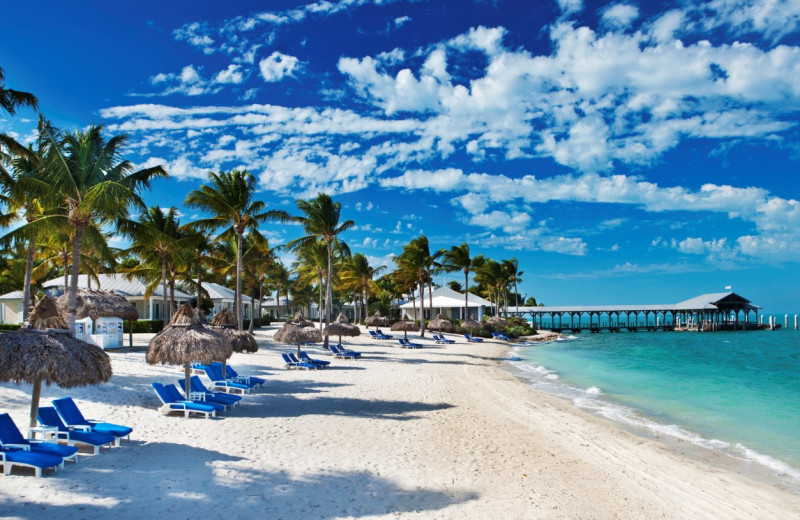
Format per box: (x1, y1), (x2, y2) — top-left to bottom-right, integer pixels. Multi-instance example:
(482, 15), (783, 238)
(505, 292), (762, 333)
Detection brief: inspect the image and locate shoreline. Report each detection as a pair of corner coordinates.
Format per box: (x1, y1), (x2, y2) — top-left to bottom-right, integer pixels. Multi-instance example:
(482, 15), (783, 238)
(1, 326), (799, 518)
(502, 339), (800, 496)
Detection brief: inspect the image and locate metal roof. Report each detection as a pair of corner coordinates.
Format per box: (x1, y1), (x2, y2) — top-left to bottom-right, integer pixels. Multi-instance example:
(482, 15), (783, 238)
(42, 274), (194, 300)
(511, 292), (760, 314)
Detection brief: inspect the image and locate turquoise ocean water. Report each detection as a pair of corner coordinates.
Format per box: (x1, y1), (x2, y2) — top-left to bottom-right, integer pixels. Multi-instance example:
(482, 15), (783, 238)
(509, 326), (800, 485)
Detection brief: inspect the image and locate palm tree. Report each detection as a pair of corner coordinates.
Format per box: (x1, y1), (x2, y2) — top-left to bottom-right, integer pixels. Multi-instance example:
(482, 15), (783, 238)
(176, 227), (224, 316)
(0, 66), (38, 116)
(240, 230), (273, 332)
(395, 235), (434, 338)
(439, 243), (484, 321)
(0, 66), (38, 163)
(21, 124), (167, 330)
(475, 259), (504, 316)
(342, 253), (386, 323)
(119, 206), (181, 324)
(186, 170), (288, 330)
(293, 240), (328, 330)
(268, 261), (291, 319)
(287, 193), (354, 348)
(502, 258), (524, 314)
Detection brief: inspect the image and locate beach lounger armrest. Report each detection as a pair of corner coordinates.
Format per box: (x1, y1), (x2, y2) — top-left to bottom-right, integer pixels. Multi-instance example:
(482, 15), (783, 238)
(4, 443), (31, 451)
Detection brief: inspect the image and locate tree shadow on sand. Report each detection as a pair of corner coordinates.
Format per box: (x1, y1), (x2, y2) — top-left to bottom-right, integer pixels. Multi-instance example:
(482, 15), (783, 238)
(0, 443), (478, 519)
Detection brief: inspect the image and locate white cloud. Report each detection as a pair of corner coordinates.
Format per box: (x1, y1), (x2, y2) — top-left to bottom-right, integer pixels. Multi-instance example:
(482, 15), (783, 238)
(601, 4), (639, 29)
(394, 15), (411, 28)
(213, 64), (244, 84)
(259, 52), (300, 82)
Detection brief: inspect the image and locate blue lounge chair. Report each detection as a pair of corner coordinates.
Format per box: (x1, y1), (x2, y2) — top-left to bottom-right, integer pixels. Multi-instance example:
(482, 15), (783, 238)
(1, 446), (64, 477)
(434, 334), (455, 344)
(52, 397), (133, 446)
(297, 351), (330, 368)
(198, 364), (251, 394)
(0, 413), (78, 464)
(492, 332), (511, 340)
(37, 407), (115, 455)
(209, 362), (265, 387)
(464, 334), (484, 343)
(369, 330), (392, 340)
(398, 339), (422, 348)
(329, 344), (361, 359)
(180, 376), (241, 408)
(152, 383), (218, 419)
(281, 352), (316, 370)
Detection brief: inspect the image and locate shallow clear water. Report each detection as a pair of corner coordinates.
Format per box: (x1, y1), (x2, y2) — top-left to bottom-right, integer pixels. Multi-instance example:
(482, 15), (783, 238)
(510, 328), (800, 483)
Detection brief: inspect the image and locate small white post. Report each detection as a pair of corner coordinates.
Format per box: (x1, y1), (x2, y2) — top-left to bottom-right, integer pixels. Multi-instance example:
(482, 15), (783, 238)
(785, 314), (789, 328)
(760, 315), (764, 325)
(795, 315), (798, 330)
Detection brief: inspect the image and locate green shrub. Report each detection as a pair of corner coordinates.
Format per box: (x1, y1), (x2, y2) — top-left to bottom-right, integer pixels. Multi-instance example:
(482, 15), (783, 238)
(123, 320), (164, 333)
(0, 323), (22, 332)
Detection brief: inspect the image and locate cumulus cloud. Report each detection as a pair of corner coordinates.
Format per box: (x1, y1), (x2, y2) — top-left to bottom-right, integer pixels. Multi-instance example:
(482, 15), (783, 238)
(259, 52), (300, 82)
(601, 4), (639, 29)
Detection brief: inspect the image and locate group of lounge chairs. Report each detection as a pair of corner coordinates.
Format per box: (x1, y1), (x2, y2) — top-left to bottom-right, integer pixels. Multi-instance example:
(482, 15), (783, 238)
(151, 362), (265, 419)
(1, 397), (132, 477)
(281, 345), (362, 370)
(368, 330), (393, 340)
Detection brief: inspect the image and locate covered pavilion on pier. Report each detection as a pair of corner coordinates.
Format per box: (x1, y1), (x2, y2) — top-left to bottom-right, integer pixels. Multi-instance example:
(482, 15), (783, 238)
(506, 292), (761, 332)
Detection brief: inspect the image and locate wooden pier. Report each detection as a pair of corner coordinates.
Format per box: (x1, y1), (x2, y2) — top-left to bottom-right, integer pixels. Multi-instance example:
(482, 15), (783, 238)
(506, 292), (764, 333)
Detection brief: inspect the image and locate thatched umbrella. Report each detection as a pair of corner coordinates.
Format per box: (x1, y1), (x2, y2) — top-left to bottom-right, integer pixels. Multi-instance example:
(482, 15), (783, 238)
(365, 311), (389, 331)
(463, 314), (483, 331)
(274, 311), (322, 355)
(56, 289), (139, 347)
(210, 309), (258, 353)
(0, 297), (112, 428)
(147, 304), (232, 399)
(428, 313), (454, 332)
(323, 313), (361, 347)
(487, 315), (507, 327)
(391, 313), (420, 340)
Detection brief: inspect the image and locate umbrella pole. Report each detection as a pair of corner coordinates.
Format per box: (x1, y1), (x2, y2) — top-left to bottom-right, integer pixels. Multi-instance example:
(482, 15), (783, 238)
(29, 378), (42, 429)
(405, 330), (408, 340)
(184, 363), (192, 398)
(339, 334), (342, 347)
(297, 342), (301, 356)
(222, 360), (228, 379)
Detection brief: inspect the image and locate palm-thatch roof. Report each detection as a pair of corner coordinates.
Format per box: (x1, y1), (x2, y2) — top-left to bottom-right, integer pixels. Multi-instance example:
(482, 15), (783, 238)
(56, 289), (139, 322)
(209, 308), (236, 326)
(365, 311), (389, 328)
(324, 313), (361, 345)
(390, 313), (419, 340)
(463, 315), (483, 331)
(147, 304), (233, 398)
(487, 315), (507, 327)
(27, 296), (68, 330)
(211, 326), (259, 353)
(274, 311), (322, 354)
(428, 313), (453, 332)
(0, 297), (112, 428)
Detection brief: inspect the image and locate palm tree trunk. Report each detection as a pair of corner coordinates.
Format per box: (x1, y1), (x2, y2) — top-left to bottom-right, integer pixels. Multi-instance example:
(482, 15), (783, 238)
(22, 238), (35, 323)
(161, 257), (168, 326)
(236, 231), (243, 330)
(515, 281), (519, 313)
(257, 280), (264, 329)
(197, 264), (203, 312)
(248, 291), (256, 333)
(464, 268), (469, 321)
(67, 225), (86, 332)
(324, 241), (332, 349)
(318, 275), (324, 331)
(418, 278), (426, 338)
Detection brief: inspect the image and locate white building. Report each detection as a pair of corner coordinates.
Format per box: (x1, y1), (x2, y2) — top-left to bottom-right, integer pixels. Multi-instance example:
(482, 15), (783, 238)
(399, 286), (491, 321)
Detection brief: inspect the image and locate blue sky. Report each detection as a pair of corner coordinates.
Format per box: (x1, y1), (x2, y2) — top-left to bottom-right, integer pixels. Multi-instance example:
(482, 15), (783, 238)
(2, 0), (800, 312)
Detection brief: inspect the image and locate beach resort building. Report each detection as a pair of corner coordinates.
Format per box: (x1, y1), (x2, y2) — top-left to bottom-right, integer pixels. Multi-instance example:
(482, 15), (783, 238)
(399, 286), (491, 321)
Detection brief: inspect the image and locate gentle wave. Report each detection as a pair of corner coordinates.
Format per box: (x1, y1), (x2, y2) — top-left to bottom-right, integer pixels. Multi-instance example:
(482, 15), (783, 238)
(506, 355), (800, 487)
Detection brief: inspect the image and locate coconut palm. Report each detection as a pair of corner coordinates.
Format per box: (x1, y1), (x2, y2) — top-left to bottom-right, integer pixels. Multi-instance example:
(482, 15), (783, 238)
(0, 66), (38, 116)
(19, 124), (167, 330)
(394, 235), (435, 338)
(287, 193), (354, 348)
(185, 170), (289, 330)
(475, 258), (505, 316)
(502, 257), (524, 314)
(342, 253), (385, 324)
(439, 243), (484, 321)
(293, 239), (328, 330)
(118, 206), (181, 324)
(176, 227), (224, 315)
(0, 66), (38, 164)
(240, 230), (274, 332)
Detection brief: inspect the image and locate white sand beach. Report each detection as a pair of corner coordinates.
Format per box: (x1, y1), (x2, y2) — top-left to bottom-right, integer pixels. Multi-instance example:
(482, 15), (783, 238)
(1, 325), (799, 519)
